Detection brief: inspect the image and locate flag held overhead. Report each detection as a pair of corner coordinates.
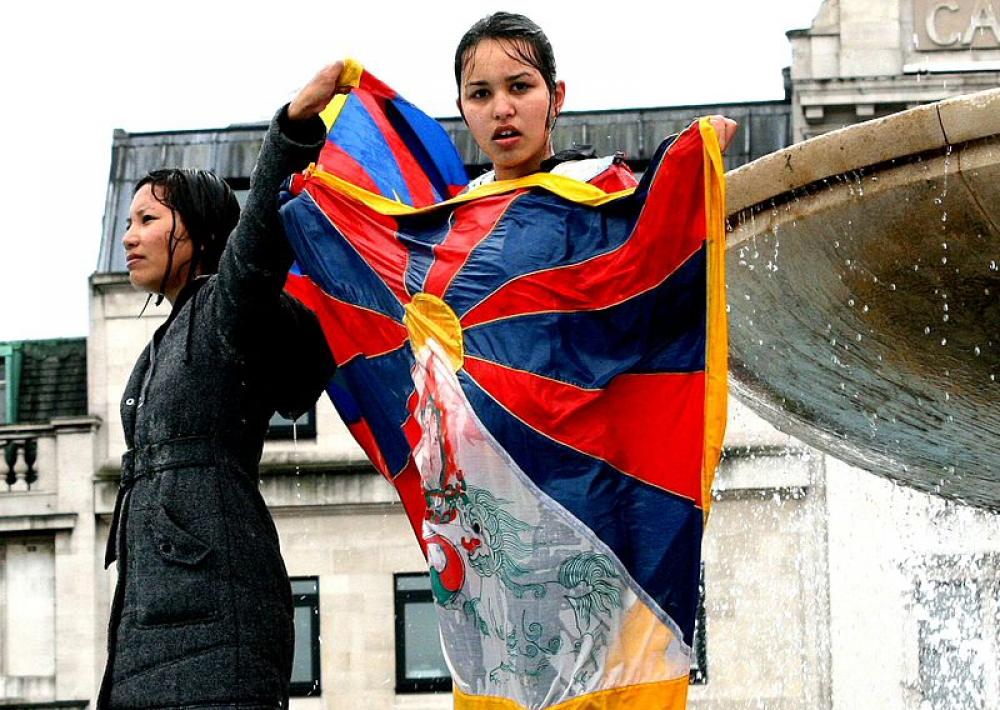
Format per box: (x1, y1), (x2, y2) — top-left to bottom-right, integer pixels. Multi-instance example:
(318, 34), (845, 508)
(280, 61), (727, 710)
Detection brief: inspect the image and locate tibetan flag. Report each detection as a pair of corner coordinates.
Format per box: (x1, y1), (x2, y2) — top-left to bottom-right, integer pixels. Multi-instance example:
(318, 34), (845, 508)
(280, 60), (727, 710)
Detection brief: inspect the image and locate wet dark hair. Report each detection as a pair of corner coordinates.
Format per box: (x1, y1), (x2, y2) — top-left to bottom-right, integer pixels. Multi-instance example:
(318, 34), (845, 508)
(134, 169), (240, 303)
(454, 12), (558, 97)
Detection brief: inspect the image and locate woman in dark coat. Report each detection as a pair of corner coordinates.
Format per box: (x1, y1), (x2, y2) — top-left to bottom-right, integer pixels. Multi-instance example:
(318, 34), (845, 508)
(100, 65), (346, 709)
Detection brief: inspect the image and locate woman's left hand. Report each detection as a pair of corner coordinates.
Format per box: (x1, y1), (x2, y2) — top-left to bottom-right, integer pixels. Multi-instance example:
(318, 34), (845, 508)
(707, 115), (738, 154)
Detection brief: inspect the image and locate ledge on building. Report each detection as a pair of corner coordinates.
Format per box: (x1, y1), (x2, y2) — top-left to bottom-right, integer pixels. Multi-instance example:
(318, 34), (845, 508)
(0, 702), (89, 709)
(713, 445), (815, 499)
(0, 512), (77, 534)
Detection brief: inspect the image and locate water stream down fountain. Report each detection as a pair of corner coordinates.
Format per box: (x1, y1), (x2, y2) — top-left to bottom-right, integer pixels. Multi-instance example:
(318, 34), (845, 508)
(726, 88), (1000, 511)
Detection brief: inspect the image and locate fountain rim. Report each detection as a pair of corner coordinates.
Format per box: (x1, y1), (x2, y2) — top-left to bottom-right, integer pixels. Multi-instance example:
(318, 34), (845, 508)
(725, 87), (1000, 218)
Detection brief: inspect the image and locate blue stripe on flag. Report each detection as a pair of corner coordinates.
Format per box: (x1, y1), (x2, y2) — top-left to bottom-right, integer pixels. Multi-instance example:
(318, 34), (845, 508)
(329, 95), (413, 204)
(462, 246), (708, 387)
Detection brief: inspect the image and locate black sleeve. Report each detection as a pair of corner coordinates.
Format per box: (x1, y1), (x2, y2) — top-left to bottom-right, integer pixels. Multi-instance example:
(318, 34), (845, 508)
(211, 104), (327, 355)
(264, 294), (336, 421)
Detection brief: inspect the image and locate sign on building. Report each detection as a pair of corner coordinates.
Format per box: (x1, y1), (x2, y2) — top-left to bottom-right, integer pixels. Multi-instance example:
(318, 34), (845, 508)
(915, 0), (1000, 50)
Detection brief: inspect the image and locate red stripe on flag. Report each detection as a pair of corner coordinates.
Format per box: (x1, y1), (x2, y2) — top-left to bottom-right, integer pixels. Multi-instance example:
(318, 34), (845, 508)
(394, 459), (430, 556)
(304, 183), (412, 304)
(422, 193), (520, 298)
(463, 355), (706, 504)
(461, 128), (706, 328)
(353, 91), (437, 207)
(358, 71), (398, 100)
(317, 141), (382, 195)
(285, 273), (408, 366)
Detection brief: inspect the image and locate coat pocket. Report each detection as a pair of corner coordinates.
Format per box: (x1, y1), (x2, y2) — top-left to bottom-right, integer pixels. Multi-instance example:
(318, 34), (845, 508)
(135, 506), (217, 627)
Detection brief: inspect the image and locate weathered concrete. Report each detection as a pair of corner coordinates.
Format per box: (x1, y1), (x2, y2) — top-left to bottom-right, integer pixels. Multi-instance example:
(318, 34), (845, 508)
(726, 88), (1000, 510)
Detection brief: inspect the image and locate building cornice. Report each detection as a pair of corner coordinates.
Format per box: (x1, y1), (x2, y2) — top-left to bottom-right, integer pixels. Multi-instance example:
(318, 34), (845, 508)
(0, 512), (77, 534)
(0, 416), (102, 438)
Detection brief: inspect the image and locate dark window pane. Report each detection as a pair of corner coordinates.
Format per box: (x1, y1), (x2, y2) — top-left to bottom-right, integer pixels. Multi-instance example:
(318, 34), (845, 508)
(396, 574), (431, 592)
(289, 576), (321, 696)
(292, 578), (319, 595)
(291, 604), (317, 683)
(394, 572), (452, 693)
(267, 407), (316, 440)
(690, 564), (708, 684)
(0, 357), (6, 423)
(403, 601), (449, 680)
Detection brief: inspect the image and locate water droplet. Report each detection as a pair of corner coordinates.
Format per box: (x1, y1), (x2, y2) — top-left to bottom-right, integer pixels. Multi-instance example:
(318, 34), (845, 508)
(941, 257), (948, 265)
(848, 298), (855, 307)
(990, 260), (998, 271)
(862, 305), (869, 313)
(974, 346), (981, 356)
(924, 326), (931, 335)
(889, 283), (897, 291)
(941, 338), (947, 346)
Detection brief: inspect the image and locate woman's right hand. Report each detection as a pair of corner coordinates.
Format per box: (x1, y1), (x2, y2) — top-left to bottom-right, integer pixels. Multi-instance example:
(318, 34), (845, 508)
(288, 62), (349, 121)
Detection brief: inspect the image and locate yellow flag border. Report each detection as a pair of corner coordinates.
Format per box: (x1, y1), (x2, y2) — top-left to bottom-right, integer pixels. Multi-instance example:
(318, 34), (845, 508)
(698, 117), (729, 521)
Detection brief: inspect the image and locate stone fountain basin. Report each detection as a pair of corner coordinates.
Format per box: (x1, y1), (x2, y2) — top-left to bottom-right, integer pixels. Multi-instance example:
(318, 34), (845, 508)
(726, 89), (1000, 510)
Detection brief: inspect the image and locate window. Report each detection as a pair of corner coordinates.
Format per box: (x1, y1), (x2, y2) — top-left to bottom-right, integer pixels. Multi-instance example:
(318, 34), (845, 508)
(0, 355), (7, 424)
(266, 407), (317, 441)
(0, 344), (17, 426)
(913, 554), (1000, 709)
(225, 176), (250, 209)
(690, 564), (708, 684)
(394, 572), (452, 693)
(0, 538), (56, 680)
(290, 577), (321, 697)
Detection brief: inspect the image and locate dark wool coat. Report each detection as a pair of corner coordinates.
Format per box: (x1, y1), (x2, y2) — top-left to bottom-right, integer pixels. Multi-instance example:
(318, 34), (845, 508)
(99, 108), (332, 709)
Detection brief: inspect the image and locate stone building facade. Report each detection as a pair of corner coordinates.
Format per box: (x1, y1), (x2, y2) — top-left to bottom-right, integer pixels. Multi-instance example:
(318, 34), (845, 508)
(1, 1), (998, 707)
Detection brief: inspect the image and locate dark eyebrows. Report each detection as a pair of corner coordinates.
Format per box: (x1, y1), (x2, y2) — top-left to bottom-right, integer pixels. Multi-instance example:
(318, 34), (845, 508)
(465, 71), (533, 91)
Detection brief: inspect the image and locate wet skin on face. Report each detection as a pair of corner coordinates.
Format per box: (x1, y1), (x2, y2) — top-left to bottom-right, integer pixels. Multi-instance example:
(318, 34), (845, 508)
(459, 38), (566, 182)
(123, 183), (194, 304)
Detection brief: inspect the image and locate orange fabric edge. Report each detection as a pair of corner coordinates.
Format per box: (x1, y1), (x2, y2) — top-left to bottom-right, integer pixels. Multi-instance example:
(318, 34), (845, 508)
(453, 675), (690, 710)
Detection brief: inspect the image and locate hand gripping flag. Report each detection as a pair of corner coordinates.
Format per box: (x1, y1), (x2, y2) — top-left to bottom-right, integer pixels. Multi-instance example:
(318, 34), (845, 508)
(280, 59), (728, 710)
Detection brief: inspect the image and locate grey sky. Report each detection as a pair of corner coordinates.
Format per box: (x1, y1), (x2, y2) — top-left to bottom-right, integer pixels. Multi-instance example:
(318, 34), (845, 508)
(0, 0), (819, 342)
